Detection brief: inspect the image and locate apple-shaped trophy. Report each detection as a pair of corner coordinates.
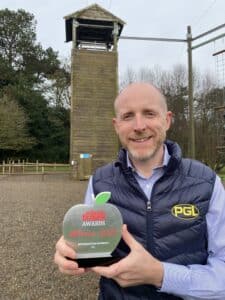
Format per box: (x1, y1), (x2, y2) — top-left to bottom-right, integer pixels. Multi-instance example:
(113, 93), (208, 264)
(63, 191), (123, 267)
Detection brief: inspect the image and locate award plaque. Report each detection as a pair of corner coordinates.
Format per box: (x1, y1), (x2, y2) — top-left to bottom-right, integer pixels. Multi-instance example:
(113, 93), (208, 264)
(63, 192), (123, 267)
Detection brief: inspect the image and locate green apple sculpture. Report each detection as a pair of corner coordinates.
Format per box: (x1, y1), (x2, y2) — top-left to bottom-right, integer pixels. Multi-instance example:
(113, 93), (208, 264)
(63, 192), (123, 265)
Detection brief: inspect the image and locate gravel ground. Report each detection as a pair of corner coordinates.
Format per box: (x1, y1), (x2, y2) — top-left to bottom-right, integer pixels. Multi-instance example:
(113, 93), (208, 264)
(1, 174), (224, 300)
(0, 174), (99, 300)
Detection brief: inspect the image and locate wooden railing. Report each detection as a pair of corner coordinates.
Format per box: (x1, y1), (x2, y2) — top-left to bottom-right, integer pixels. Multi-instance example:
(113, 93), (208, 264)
(0, 160), (71, 175)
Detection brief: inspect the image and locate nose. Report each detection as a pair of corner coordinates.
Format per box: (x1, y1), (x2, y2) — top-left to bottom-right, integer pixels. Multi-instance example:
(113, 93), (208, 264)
(133, 115), (147, 132)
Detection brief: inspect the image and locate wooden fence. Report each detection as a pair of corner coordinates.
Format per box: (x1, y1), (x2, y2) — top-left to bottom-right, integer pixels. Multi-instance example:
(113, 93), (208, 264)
(0, 160), (71, 175)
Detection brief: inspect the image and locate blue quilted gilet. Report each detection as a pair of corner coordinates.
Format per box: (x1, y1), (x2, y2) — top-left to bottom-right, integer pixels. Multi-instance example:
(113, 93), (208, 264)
(93, 140), (216, 300)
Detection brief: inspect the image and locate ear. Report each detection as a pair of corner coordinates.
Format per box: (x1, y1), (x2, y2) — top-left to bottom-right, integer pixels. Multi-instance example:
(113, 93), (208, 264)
(165, 111), (173, 130)
(112, 117), (119, 134)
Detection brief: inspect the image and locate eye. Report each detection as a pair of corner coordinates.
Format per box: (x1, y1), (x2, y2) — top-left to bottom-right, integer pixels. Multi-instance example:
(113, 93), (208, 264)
(121, 112), (134, 121)
(144, 110), (157, 118)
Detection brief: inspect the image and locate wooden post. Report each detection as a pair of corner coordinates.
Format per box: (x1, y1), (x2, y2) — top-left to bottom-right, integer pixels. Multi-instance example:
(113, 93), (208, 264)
(12, 160), (15, 174)
(22, 160), (25, 173)
(41, 163), (45, 182)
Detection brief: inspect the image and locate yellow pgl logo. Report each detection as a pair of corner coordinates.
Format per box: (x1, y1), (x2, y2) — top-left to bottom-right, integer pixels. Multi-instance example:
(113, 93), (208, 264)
(172, 204), (199, 220)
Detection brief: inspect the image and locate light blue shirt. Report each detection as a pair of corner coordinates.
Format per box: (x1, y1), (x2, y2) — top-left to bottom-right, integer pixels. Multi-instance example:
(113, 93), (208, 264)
(84, 146), (225, 300)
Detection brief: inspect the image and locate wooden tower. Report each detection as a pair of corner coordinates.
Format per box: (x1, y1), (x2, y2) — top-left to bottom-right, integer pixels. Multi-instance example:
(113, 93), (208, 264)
(64, 4), (125, 178)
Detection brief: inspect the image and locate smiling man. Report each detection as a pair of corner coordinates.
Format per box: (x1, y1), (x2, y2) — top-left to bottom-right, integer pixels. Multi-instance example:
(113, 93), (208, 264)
(54, 82), (225, 300)
(112, 83), (172, 177)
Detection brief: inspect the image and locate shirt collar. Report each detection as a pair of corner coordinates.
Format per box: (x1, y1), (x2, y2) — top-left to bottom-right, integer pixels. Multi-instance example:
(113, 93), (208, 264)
(126, 144), (171, 171)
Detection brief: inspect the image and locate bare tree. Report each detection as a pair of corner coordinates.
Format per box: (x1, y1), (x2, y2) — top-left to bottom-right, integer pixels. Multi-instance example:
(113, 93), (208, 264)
(120, 64), (189, 156)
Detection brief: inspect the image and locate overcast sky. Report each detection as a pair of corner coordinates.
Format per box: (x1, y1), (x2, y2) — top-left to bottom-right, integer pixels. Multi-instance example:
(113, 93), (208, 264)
(1, 0), (225, 80)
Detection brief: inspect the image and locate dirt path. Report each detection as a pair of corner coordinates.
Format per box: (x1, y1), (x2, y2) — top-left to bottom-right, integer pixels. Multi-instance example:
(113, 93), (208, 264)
(0, 175), (99, 300)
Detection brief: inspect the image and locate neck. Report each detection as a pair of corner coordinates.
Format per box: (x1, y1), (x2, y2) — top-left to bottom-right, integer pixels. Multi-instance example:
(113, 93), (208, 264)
(130, 146), (164, 177)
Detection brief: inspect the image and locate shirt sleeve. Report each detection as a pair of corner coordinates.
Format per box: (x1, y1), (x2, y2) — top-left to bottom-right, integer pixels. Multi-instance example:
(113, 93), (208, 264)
(160, 175), (225, 299)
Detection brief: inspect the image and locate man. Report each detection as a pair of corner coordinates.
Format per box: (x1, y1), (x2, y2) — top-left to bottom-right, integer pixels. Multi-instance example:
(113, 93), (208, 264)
(54, 82), (225, 299)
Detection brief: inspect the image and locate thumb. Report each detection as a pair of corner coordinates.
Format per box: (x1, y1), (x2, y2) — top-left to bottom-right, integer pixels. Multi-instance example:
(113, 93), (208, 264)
(122, 224), (139, 250)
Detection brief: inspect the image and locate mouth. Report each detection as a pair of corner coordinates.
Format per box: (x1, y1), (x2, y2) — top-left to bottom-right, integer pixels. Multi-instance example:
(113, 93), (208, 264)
(129, 136), (152, 143)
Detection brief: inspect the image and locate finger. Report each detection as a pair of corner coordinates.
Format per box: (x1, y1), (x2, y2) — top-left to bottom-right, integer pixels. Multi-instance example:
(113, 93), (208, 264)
(91, 262), (120, 278)
(122, 224), (139, 250)
(55, 236), (76, 259)
(59, 265), (86, 276)
(54, 250), (79, 270)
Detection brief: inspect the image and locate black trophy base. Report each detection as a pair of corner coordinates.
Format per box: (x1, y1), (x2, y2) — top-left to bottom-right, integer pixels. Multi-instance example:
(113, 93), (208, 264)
(66, 256), (121, 268)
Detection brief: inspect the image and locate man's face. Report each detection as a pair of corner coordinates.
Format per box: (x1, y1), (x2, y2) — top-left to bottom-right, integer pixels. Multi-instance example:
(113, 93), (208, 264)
(113, 85), (172, 164)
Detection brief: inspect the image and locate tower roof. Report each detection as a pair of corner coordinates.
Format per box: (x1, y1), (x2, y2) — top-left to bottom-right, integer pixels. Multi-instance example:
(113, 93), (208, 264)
(64, 3), (125, 25)
(64, 3), (125, 45)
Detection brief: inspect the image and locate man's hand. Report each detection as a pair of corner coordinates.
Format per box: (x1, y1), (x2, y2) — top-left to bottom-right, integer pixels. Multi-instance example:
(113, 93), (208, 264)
(91, 225), (164, 288)
(54, 236), (86, 275)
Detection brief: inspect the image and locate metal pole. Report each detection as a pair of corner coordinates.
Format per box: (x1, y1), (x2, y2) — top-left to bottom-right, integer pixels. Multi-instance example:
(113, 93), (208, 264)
(120, 23), (225, 159)
(120, 35), (186, 43)
(192, 32), (225, 50)
(187, 26), (195, 158)
(192, 23), (225, 41)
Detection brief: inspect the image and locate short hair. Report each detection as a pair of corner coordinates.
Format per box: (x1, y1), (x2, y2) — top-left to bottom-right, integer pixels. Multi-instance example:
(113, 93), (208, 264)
(114, 82), (168, 115)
